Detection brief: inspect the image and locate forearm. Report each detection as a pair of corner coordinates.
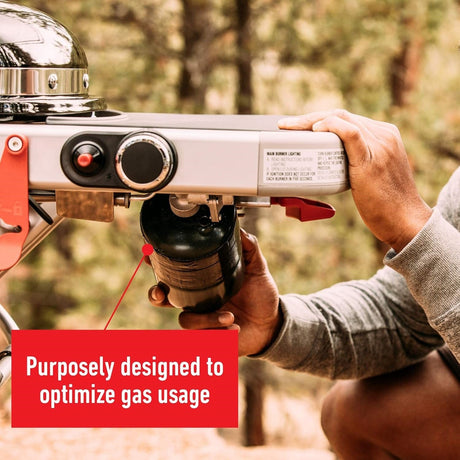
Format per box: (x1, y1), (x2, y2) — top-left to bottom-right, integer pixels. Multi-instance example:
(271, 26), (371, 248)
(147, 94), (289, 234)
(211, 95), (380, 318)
(255, 272), (442, 379)
(385, 208), (460, 361)
(256, 207), (459, 378)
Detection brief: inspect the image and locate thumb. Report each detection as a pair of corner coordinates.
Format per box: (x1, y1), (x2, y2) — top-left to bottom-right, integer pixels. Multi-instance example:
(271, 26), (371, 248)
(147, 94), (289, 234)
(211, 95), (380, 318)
(240, 228), (268, 274)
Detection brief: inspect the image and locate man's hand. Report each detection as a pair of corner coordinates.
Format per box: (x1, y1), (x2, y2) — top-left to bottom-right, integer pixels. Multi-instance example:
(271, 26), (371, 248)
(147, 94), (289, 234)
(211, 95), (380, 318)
(149, 230), (281, 356)
(279, 110), (433, 252)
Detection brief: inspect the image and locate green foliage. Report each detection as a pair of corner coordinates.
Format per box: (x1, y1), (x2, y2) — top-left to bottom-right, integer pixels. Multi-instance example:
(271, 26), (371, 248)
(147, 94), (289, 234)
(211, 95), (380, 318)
(258, 0), (453, 114)
(257, 195), (379, 297)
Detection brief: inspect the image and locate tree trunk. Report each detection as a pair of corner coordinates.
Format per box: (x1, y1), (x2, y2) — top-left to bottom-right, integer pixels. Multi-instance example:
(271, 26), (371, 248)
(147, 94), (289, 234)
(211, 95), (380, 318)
(383, 15), (424, 257)
(235, 0), (265, 446)
(178, 0), (214, 112)
(390, 17), (424, 108)
(242, 359), (266, 446)
(241, 206), (266, 447)
(235, 0), (253, 114)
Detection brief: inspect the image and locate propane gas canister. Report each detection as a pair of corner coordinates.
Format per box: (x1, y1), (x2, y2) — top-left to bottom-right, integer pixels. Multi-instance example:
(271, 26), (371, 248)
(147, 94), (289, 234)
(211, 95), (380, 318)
(140, 194), (244, 313)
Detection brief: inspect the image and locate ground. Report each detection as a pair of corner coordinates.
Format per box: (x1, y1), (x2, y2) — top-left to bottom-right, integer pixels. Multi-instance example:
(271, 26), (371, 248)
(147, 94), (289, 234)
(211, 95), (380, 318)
(0, 389), (334, 460)
(0, 425), (334, 459)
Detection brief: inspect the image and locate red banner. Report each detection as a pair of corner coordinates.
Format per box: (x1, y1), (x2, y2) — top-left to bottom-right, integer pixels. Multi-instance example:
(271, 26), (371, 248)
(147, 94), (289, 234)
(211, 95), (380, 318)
(11, 329), (238, 428)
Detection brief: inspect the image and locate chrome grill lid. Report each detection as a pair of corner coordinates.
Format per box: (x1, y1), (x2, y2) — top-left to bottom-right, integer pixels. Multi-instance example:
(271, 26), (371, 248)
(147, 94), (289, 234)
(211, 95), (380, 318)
(0, 1), (106, 117)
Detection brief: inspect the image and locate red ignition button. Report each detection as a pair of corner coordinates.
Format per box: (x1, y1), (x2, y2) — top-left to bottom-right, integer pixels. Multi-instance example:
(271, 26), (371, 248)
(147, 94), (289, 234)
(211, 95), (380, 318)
(76, 152), (94, 168)
(71, 143), (104, 175)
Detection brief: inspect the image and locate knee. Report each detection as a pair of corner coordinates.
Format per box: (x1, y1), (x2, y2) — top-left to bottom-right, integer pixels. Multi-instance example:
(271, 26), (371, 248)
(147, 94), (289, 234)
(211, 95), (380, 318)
(320, 380), (375, 458)
(320, 381), (352, 444)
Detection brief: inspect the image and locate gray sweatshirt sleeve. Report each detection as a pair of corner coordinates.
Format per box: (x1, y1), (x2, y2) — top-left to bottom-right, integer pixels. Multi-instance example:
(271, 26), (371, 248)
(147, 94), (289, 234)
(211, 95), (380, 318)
(256, 168), (460, 379)
(385, 170), (460, 361)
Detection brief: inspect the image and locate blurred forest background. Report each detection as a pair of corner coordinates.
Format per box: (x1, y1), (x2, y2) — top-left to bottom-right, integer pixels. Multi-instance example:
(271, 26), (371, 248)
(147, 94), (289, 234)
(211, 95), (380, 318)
(1, 0), (460, 453)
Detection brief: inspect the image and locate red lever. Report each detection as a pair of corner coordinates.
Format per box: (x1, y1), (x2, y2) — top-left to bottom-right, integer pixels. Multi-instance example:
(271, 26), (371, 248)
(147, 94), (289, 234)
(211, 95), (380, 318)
(0, 134), (29, 270)
(271, 197), (335, 222)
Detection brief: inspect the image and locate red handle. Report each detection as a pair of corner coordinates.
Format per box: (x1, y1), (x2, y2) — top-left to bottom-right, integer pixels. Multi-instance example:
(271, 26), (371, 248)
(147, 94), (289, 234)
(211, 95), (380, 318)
(0, 134), (30, 270)
(270, 197), (335, 222)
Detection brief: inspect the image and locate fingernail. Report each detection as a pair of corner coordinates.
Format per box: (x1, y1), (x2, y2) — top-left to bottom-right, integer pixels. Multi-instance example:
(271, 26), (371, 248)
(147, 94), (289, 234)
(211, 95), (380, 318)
(278, 116), (301, 128)
(148, 286), (161, 303)
(312, 121), (324, 131)
(218, 311), (233, 325)
(148, 287), (156, 302)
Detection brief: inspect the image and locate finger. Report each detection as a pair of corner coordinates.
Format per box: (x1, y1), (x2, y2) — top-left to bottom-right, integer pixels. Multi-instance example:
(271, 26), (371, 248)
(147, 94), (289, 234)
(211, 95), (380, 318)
(179, 310), (235, 330)
(278, 109), (366, 130)
(330, 114), (405, 157)
(191, 324), (241, 332)
(148, 284), (171, 307)
(351, 112), (398, 133)
(279, 109), (380, 135)
(311, 115), (372, 166)
(278, 111), (334, 130)
(240, 228), (258, 256)
(239, 228), (269, 273)
(308, 110), (396, 146)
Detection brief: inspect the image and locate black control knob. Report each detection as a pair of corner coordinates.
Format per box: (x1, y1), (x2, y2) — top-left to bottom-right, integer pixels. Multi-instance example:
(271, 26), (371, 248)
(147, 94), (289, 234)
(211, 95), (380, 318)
(71, 142), (104, 176)
(115, 132), (176, 192)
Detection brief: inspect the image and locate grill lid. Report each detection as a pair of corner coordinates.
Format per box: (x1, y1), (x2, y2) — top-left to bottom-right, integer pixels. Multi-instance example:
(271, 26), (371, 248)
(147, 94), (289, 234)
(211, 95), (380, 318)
(0, 1), (106, 116)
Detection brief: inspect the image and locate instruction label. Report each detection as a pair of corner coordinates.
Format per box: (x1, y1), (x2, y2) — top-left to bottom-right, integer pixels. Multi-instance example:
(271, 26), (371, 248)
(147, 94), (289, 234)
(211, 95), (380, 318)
(11, 329), (238, 428)
(263, 149), (346, 184)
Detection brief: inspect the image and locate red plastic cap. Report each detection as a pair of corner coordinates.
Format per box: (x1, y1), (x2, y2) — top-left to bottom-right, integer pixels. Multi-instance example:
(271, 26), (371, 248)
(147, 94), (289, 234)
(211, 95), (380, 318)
(76, 152), (93, 168)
